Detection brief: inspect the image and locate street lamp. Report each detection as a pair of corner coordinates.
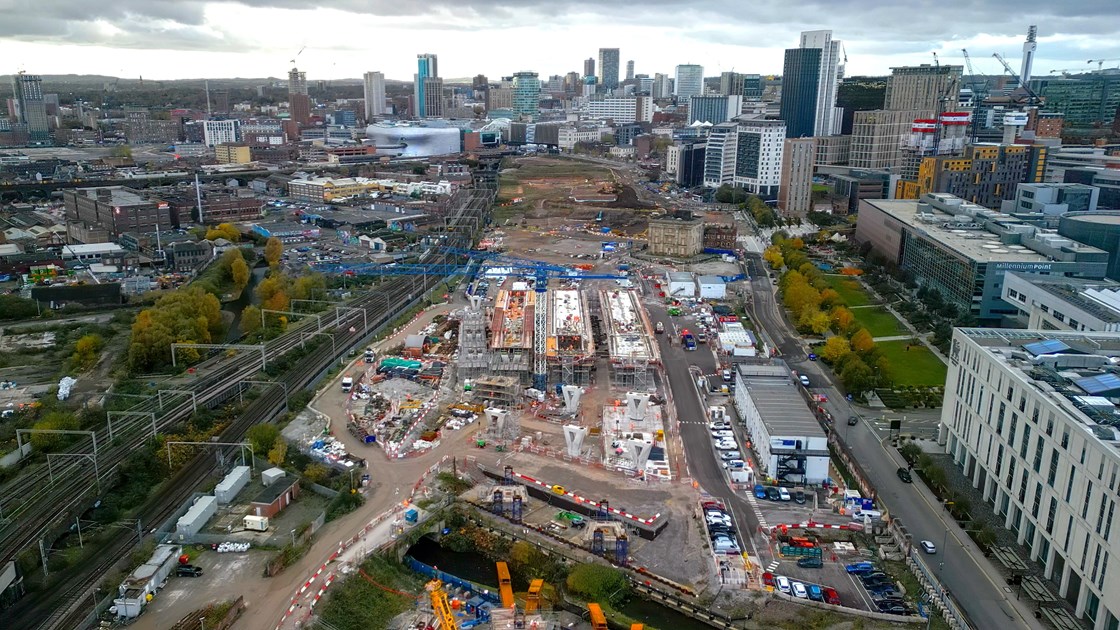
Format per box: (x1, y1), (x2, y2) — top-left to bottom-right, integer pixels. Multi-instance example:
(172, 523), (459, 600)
(200, 618), (206, 630)
(289, 528), (296, 546)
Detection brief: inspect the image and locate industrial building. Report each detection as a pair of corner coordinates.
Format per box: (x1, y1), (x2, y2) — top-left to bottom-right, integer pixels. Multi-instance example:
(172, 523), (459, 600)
(1002, 272), (1120, 332)
(113, 544), (182, 619)
(250, 477), (300, 518)
(647, 217), (703, 257)
(733, 363), (827, 484)
(64, 186), (175, 240)
(856, 193), (1109, 323)
(1058, 213), (1120, 282)
(600, 289), (660, 389)
(940, 329), (1120, 630)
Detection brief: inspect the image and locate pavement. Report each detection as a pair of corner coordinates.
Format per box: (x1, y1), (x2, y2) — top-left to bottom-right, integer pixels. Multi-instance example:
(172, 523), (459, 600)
(736, 234), (1045, 630)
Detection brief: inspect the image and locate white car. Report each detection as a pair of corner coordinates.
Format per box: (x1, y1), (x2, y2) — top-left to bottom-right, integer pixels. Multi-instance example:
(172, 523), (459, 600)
(775, 576), (791, 594)
(715, 440), (738, 450)
(723, 459), (746, 470)
(709, 422), (730, 431)
(778, 487), (791, 501)
(718, 450), (741, 461)
(920, 540), (937, 554)
(713, 430), (735, 439)
(792, 582), (808, 599)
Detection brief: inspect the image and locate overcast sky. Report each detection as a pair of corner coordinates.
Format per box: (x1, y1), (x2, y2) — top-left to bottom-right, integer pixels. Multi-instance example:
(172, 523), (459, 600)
(1, 0), (1119, 81)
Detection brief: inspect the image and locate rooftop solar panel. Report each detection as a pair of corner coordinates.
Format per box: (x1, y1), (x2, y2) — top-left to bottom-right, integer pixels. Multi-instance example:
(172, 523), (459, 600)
(1075, 373), (1120, 396)
(1023, 339), (1072, 355)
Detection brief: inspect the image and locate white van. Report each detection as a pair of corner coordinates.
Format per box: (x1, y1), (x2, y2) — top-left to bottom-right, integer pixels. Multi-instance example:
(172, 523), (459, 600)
(853, 509), (882, 522)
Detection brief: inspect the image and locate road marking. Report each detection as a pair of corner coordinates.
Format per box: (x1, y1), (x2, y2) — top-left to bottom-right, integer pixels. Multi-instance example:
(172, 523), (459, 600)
(766, 561), (780, 572)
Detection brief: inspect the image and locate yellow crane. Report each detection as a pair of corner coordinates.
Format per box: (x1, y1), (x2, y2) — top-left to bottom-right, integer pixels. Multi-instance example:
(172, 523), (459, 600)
(525, 579), (544, 614)
(426, 579), (458, 630)
(496, 562), (515, 609)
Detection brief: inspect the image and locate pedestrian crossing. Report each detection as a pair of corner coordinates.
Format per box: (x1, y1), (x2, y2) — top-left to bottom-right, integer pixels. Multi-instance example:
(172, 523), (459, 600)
(744, 492), (769, 530)
(766, 560), (780, 572)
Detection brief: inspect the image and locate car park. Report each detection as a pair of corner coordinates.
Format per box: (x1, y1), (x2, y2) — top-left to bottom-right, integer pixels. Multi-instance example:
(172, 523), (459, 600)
(920, 540), (937, 554)
(897, 467), (913, 483)
(796, 556), (822, 568)
(775, 576), (791, 594)
(791, 582), (808, 599)
(778, 487), (791, 501)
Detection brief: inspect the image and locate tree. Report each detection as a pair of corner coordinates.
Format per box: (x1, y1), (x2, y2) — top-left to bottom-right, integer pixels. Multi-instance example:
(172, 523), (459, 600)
(839, 355), (874, 394)
(565, 564), (629, 606)
(248, 424), (281, 457)
(70, 333), (104, 371)
(820, 336), (852, 363)
(798, 308), (831, 335)
(291, 274), (327, 301)
(30, 411), (79, 450)
(264, 237), (284, 268)
(303, 462), (330, 484)
(256, 274), (291, 320)
(850, 328), (875, 353)
(783, 279), (822, 319)
(110, 145), (133, 159)
(762, 246), (784, 270)
(268, 436), (288, 466)
(0, 295), (40, 320)
(830, 306), (855, 332)
(230, 253), (250, 291)
(205, 223), (241, 242)
(819, 288), (841, 308)
(898, 442), (922, 465)
(128, 286), (225, 373)
(241, 305), (262, 336)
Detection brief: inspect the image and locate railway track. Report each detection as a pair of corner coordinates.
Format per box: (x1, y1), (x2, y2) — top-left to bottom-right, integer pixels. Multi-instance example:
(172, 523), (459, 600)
(1, 186), (493, 629)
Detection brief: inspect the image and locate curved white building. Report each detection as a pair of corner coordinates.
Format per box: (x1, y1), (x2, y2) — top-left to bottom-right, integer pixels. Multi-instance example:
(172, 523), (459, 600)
(364, 123), (461, 158)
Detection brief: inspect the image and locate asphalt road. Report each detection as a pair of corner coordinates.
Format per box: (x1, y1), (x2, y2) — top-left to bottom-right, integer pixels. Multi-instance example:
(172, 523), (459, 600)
(738, 250), (1042, 630)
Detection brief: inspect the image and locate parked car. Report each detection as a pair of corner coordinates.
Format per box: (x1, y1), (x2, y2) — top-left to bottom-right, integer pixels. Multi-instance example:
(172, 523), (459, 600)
(766, 486), (781, 501)
(845, 562), (876, 574)
(754, 484), (767, 499)
(797, 556), (823, 568)
(712, 430), (735, 439)
(793, 490), (806, 504)
(718, 450), (740, 460)
(808, 584), (823, 601)
(655, 321), (664, 334)
(715, 440), (738, 450)
(762, 572), (775, 587)
(798, 374), (811, 387)
(722, 369), (732, 382)
(920, 540), (937, 554)
(822, 587), (842, 605)
(176, 564), (203, 577)
(778, 487), (791, 501)
(897, 467), (913, 483)
(791, 582), (808, 599)
(723, 459), (746, 470)
(775, 576), (791, 594)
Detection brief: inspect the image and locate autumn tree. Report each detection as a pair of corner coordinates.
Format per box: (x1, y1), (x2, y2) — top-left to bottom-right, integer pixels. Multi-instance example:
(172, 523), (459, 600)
(783, 278), (822, 319)
(830, 306), (855, 332)
(820, 336), (852, 363)
(127, 286), (224, 373)
(264, 237), (283, 268)
(819, 288), (841, 308)
(256, 274), (291, 320)
(205, 223), (241, 242)
(230, 252), (250, 291)
(247, 424), (280, 456)
(268, 436), (288, 466)
(798, 308), (832, 335)
(241, 305), (262, 336)
(303, 462), (330, 484)
(291, 274), (327, 301)
(851, 328), (876, 353)
(30, 411), (79, 450)
(70, 334), (104, 371)
(839, 356), (875, 394)
(762, 246), (784, 270)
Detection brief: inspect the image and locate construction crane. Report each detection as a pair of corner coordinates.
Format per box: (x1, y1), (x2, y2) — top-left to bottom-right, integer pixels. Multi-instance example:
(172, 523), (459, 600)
(1049, 69), (1081, 77)
(312, 250), (627, 391)
(992, 52), (1043, 106)
(1088, 58), (1120, 72)
(426, 579), (458, 630)
(961, 49), (988, 142)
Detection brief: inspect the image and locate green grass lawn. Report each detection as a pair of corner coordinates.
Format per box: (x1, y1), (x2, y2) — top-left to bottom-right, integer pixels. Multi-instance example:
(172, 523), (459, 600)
(850, 305), (907, 337)
(876, 339), (948, 387)
(823, 274), (871, 307)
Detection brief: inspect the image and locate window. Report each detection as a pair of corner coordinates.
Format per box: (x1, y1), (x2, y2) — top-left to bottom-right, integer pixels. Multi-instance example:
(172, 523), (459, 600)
(1105, 501), (1115, 539)
(1046, 496), (1057, 533)
(1099, 552), (1109, 590)
(1019, 474), (1029, 503)
(1007, 458), (1017, 489)
(1069, 319), (1080, 329)
(997, 402), (1006, 434)
(1046, 413), (1054, 436)
(1083, 482), (1094, 520)
(1066, 468), (1076, 502)
(1032, 482), (1043, 516)
(1048, 449), (1060, 487)
(1020, 425), (1032, 459)
(1054, 311), (1065, 322)
(1097, 495), (1109, 534)
(1019, 396), (1027, 412)
(1062, 428), (1070, 449)
(1064, 515), (1074, 551)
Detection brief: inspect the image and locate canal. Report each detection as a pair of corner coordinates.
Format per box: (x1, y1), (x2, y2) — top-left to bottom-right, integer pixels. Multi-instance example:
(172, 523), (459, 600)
(405, 536), (712, 630)
(222, 265), (267, 342)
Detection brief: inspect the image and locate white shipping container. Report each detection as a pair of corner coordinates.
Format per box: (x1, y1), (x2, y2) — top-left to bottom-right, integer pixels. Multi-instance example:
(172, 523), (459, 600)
(244, 515), (270, 531)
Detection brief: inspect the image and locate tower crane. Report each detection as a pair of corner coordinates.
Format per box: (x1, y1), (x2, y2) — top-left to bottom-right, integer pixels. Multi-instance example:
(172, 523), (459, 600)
(992, 52), (1043, 106)
(312, 249), (628, 389)
(961, 49), (988, 142)
(1088, 58), (1120, 72)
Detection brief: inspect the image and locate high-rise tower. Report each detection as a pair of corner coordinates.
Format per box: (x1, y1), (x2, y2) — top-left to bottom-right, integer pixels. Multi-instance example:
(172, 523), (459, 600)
(780, 30), (843, 137)
(10, 72), (50, 145)
(414, 53), (439, 118)
(1020, 25), (1038, 88)
(363, 71), (386, 120)
(287, 67), (310, 126)
(598, 48), (620, 90)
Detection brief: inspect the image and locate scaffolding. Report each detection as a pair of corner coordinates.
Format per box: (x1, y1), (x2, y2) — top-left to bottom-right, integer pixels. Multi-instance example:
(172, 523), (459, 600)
(599, 289), (660, 390)
(546, 288), (595, 386)
(456, 296), (489, 382)
(488, 287), (535, 383)
(471, 376), (521, 410)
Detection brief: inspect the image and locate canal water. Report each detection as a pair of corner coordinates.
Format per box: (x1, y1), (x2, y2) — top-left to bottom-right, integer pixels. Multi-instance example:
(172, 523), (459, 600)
(223, 265), (267, 342)
(405, 536), (712, 630)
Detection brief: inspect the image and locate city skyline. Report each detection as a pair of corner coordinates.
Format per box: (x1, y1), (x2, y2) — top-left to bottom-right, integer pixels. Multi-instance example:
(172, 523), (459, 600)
(1, 1), (1119, 81)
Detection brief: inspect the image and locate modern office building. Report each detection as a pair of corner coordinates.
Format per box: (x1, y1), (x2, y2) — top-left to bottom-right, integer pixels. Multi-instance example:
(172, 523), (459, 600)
(674, 64), (704, 101)
(778, 138), (817, 215)
(830, 169), (892, 214)
(1064, 169), (1120, 210)
(813, 134), (851, 166)
(584, 58), (595, 81)
(940, 328), (1120, 630)
(688, 95), (742, 124)
(598, 48), (620, 90)
(719, 72), (744, 97)
(10, 73), (50, 145)
(585, 97), (653, 124)
(884, 64), (962, 111)
(849, 109), (932, 171)
(1037, 75), (1120, 128)
(703, 122), (738, 188)
(1059, 213), (1120, 281)
(625, 60), (635, 81)
(733, 362), (829, 485)
(912, 143), (1048, 209)
(780, 30), (842, 138)
(742, 74), (763, 101)
(287, 67), (310, 126)
(1003, 183), (1099, 216)
(653, 73), (672, 99)
(855, 193), (1110, 323)
(414, 53), (439, 118)
(668, 141), (707, 187)
(202, 120), (239, 146)
(1002, 272), (1120, 332)
(733, 119), (786, 197)
(511, 72), (541, 121)
(214, 143), (251, 164)
(363, 71), (386, 120)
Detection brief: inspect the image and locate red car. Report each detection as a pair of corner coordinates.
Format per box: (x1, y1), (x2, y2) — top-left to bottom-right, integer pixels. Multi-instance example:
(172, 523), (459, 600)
(762, 572), (775, 587)
(822, 587), (841, 605)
